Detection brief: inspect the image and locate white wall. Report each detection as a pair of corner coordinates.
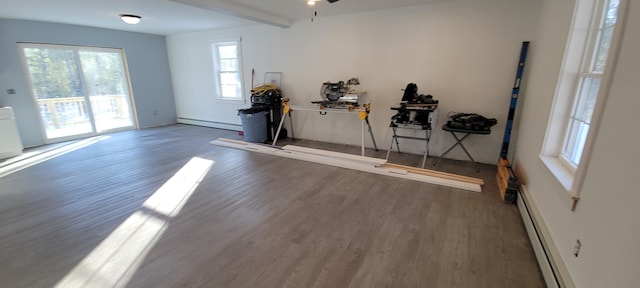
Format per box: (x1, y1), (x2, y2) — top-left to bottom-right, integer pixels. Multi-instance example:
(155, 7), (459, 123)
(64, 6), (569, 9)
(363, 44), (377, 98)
(166, 25), (286, 130)
(167, 0), (540, 164)
(514, 0), (640, 287)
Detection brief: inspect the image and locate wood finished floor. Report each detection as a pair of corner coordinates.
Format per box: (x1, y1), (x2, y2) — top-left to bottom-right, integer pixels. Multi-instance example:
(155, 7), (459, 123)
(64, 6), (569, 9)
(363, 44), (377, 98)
(0, 124), (544, 288)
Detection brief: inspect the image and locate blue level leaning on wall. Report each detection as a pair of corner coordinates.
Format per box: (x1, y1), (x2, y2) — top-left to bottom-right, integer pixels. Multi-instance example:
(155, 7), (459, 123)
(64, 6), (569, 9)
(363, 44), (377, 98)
(497, 41), (529, 203)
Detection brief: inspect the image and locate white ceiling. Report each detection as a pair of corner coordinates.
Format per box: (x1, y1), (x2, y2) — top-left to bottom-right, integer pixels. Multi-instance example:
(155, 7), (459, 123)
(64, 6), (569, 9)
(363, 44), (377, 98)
(0, 0), (440, 35)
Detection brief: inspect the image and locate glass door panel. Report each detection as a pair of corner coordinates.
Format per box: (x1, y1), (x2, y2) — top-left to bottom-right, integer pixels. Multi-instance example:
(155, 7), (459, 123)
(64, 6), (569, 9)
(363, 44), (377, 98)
(22, 44), (136, 142)
(23, 47), (93, 139)
(79, 50), (134, 132)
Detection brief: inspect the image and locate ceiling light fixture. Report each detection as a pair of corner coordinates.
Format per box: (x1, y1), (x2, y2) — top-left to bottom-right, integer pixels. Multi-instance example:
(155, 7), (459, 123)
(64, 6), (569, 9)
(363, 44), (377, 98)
(307, 0), (320, 22)
(119, 14), (142, 25)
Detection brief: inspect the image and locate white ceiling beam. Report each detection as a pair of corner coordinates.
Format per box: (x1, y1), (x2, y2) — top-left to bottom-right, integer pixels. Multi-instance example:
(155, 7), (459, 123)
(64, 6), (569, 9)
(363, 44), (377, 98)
(170, 0), (291, 28)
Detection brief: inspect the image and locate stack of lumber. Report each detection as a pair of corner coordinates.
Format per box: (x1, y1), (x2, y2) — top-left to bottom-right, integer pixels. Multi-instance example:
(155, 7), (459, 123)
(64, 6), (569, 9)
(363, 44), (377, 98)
(497, 157), (519, 203)
(211, 138), (484, 193)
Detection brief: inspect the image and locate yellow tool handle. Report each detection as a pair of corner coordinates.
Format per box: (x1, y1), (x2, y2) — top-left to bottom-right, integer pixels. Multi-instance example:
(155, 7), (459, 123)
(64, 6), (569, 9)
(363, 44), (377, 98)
(358, 103), (371, 120)
(358, 110), (368, 120)
(282, 98), (290, 113)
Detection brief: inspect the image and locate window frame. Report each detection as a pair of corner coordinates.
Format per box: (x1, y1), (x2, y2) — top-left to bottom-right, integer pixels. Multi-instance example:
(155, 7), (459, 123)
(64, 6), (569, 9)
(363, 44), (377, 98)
(211, 38), (245, 102)
(539, 0), (626, 205)
(560, 0), (619, 169)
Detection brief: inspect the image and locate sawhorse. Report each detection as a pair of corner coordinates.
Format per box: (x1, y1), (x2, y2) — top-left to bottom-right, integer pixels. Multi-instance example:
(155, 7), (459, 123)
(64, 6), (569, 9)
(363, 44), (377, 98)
(272, 99), (378, 156)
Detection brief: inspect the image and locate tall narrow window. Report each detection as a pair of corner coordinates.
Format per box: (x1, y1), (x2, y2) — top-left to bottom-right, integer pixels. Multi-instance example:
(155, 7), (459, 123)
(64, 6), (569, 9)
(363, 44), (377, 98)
(561, 0), (619, 167)
(211, 39), (244, 101)
(540, 0), (625, 198)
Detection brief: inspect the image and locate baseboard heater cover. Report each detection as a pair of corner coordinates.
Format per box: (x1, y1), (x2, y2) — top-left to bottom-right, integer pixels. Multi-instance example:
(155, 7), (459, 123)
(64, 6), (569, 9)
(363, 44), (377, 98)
(518, 185), (571, 288)
(211, 138), (482, 192)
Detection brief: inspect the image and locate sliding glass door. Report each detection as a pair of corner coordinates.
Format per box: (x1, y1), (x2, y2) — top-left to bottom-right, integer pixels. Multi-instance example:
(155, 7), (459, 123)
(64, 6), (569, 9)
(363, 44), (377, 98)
(21, 44), (136, 141)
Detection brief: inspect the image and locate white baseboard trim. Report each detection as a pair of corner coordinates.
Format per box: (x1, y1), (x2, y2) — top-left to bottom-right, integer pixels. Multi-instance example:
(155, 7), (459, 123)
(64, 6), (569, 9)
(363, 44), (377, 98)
(177, 117), (242, 131)
(518, 185), (575, 288)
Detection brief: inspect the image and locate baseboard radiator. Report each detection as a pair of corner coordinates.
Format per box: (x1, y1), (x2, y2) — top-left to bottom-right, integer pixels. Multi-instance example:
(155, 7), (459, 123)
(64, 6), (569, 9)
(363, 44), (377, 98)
(517, 185), (573, 288)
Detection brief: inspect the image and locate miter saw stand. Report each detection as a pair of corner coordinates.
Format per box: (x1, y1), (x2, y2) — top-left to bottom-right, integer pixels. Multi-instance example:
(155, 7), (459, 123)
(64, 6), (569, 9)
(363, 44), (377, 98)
(311, 78), (378, 153)
(272, 80), (379, 156)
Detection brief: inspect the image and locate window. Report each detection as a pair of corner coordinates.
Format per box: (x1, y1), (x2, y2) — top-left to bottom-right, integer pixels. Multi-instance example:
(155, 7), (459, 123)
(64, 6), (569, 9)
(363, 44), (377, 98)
(211, 39), (244, 101)
(561, 0), (620, 167)
(541, 0), (625, 201)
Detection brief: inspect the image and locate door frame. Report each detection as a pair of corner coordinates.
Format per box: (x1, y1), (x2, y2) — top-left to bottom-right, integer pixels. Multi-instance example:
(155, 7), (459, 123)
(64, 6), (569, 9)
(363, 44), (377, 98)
(18, 42), (139, 144)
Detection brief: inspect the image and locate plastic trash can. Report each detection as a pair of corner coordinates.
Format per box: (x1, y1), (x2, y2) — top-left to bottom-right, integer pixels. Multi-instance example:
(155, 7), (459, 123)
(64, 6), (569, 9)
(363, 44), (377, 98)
(238, 108), (268, 143)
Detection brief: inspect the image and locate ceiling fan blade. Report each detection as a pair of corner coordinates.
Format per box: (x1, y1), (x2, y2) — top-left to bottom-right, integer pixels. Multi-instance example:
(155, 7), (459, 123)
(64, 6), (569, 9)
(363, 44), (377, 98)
(327, 0), (340, 3)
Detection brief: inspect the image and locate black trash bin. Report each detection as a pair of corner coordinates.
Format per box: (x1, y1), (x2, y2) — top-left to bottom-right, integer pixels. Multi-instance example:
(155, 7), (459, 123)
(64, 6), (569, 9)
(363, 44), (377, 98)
(238, 108), (268, 143)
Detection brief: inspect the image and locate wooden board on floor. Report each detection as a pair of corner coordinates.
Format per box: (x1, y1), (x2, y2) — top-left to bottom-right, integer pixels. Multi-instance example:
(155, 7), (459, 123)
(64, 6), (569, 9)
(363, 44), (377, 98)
(212, 138), (482, 192)
(382, 163), (484, 185)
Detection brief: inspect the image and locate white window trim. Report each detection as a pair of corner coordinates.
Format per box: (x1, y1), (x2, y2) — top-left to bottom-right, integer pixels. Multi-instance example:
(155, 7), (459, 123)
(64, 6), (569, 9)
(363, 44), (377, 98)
(540, 0), (627, 206)
(211, 37), (246, 103)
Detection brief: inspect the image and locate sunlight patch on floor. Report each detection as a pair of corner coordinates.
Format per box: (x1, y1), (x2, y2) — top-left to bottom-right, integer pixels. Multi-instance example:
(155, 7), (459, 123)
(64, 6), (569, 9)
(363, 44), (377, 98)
(143, 157), (214, 217)
(54, 157), (214, 288)
(0, 136), (110, 178)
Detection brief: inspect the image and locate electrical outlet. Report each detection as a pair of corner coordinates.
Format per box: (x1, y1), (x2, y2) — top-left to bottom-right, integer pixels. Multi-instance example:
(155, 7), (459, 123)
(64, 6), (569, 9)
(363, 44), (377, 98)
(574, 239), (581, 257)
(7, 89), (16, 95)
(153, 110), (158, 116)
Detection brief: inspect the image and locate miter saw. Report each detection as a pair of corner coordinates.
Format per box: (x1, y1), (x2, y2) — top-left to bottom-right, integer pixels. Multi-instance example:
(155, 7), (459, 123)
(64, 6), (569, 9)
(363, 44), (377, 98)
(312, 78), (367, 109)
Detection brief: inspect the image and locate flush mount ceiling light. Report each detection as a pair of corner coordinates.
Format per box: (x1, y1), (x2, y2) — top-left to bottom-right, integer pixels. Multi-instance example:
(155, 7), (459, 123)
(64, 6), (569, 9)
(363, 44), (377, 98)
(119, 14), (142, 25)
(306, 0), (340, 22)
(308, 0), (340, 4)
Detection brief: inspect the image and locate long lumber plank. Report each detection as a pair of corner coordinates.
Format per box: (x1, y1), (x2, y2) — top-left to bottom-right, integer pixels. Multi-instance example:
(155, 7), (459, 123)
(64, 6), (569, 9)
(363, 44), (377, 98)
(280, 150), (481, 192)
(383, 163), (484, 184)
(281, 145), (387, 165)
(383, 163), (484, 185)
(211, 138), (481, 192)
